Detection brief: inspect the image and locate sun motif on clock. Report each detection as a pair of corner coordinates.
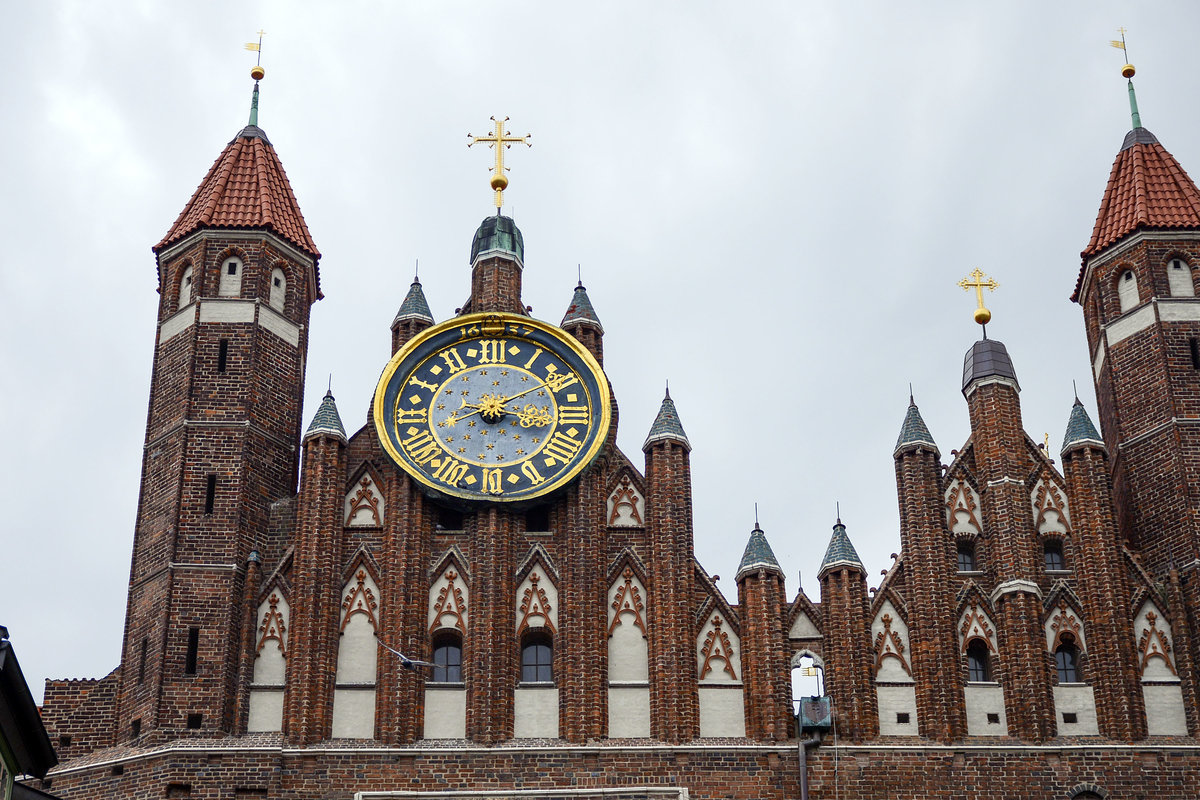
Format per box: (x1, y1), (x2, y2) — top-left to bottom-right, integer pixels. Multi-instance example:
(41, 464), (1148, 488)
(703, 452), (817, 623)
(373, 313), (611, 504)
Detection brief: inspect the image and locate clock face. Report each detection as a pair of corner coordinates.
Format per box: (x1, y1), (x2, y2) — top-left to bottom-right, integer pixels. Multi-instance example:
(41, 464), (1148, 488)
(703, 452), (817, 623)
(373, 313), (611, 504)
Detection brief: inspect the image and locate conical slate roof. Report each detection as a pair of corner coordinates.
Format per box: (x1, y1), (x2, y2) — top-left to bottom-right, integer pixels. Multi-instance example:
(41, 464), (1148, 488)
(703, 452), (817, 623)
(155, 125), (319, 259)
(304, 390), (346, 442)
(393, 277), (434, 325)
(894, 399), (938, 456)
(1075, 128), (1200, 299)
(1061, 399), (1105, 453)
(818, 520), (863, 577)
(736, 523), (783, 580)
(561, 282), (603, 332)
(642, 388), (691, 451)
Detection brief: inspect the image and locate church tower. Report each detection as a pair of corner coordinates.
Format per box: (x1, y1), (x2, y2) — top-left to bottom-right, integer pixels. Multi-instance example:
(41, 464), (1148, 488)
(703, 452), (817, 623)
(1074, 62), (1200, 574)
(115, 70), (320, 740)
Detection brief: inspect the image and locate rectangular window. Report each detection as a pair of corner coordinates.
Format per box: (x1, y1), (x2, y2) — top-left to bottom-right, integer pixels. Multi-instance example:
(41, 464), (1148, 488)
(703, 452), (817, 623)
(130, 718), (141, 739)
(204, 475), (216, 514)
(1062, 712), (1078, 724)
(185, 627), (200, 675)
(138, 637), (148, 683)
(111, 765), (124, 776)
(986, 713), (1000, 724)
(217, 339), (229, 372)
(1190, 338), (1200, 369)
(896, 712), (910, 724)
(186, 713), (202, 729)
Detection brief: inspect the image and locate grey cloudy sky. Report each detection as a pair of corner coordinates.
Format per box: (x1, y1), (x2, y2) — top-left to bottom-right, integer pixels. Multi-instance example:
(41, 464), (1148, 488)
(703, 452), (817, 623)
(4, 1), (1199, 702)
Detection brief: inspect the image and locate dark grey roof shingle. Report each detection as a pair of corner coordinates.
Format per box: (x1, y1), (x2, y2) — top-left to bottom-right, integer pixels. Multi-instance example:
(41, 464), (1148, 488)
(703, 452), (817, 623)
(736, 523), (783, 580)
(304, 390), (346, 442)
(1062, 399), (1105, 453)
(561, 282), (603, 331)
(642, 388), (690, 451)
(894, 399), (938, 456)
(818, 520), (863, 576)
(962, 338), (1020, 393)
(393, 277), (434, 325)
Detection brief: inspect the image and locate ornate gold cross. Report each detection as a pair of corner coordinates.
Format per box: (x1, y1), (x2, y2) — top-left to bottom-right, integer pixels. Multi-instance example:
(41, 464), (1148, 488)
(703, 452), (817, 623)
(958, 268), (999, 325)
(468, 116), (532, 210)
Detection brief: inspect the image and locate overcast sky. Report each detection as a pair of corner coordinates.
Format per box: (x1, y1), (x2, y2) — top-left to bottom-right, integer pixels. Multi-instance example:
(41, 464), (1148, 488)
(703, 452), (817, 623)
(5, 2), (1200, 702)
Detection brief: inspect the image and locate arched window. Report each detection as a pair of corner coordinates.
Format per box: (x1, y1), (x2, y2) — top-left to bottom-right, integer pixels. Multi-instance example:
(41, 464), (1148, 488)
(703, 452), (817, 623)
(1056, 638), (1081, 683)
(521, 630), (553, 683)
(1044, 539), (1066, 571)
(269, 267), (287, 312)
(431, 630), (463, 683)
(966, 639), (991, 682)
(1117, 269), (1139, 313)
(219, 257), (243, 297)
(957, 541), (976, 572)
(1168, 258), (1195, 297)
(179, 265), (194, 308)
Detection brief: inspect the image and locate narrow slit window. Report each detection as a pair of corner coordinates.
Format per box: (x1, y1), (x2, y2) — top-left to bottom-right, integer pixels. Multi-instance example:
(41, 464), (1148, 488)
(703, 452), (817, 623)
(218, 339), (229, 373)
(1190, 338), (1200, 370)
(130, 719), (141, 739)
(185, 627), (200, 675)
(1044, 539), (1066, 571)
(204, 475), (216, 514)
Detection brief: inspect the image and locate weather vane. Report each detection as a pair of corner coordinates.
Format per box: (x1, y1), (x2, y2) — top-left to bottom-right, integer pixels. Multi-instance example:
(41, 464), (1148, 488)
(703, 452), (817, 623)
(1109, 27), (1135, 77)
(468, 116), (532, 212)
(958, 268), (999, 328)
(243, 30), (267, 125)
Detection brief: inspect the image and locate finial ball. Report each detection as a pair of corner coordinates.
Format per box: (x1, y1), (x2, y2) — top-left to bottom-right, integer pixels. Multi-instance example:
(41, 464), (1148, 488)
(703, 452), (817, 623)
(1122, 63), (1136, 79)
(251, 65), (266, 81)
(974, 307), (992, 325)
(490, 173), (509, 191)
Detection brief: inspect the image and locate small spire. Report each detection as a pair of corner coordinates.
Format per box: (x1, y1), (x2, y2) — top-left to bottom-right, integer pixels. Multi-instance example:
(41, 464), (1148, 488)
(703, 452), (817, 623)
(643, 385), (690, 452)
(736, 520), (783, 581)
(394, 275), (434, 326)
(908, 383), (914, 406)
(835, 501), (841, 524)
(894, 396), (938, 456)
(1073, 378), (1080, 404)
(1061, 397), (1105, 454)
(1110, 30), (1142, 129)
(818, 518), (863, 578)
(245, 31), (266, 127)
(561, 279), (603, 331)
(304, 388), (347, 443)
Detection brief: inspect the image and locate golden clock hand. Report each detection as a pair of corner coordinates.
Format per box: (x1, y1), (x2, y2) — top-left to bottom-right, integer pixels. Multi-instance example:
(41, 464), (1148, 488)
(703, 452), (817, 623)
(501, 377), (554, 405)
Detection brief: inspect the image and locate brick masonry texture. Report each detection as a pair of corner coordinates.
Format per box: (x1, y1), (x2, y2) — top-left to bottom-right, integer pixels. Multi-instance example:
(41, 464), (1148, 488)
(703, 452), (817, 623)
(31, 116), (1200, 799)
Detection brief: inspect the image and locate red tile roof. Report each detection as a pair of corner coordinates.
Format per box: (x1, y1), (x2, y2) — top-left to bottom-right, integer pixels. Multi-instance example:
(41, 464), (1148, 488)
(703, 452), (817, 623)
(154, 126), (320, 258)
(1075, 128), (1200, 300)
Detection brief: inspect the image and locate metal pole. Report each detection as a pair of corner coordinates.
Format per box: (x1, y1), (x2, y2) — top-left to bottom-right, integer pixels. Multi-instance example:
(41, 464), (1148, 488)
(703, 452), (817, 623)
(799, 733), (809, 800)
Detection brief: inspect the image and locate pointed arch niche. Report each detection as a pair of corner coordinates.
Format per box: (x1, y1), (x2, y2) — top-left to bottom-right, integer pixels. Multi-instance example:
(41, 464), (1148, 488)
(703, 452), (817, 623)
(331, 564), (380, 739)
(514, 555), (559, 738)
(1135, 600), (1188, 735)
(958, 600), (1007, 736)
(945, 478), (983, 535)
(1044, 596), (1099, 735)
(424, 554), (468, 739)
(872, 599), (917, 736)
(247, 588), (289, 732)
(607, 562), (650, 737)
(606, 472), (645, 527)
(697, 610), (745, 738)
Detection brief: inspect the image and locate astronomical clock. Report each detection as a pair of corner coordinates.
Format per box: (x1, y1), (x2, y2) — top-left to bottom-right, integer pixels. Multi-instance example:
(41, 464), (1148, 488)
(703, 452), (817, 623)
(374, 312), (611, 505)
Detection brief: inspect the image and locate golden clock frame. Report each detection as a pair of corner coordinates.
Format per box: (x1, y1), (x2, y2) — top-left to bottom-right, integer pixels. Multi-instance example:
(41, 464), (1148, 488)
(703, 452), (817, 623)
(372, 312), (612, 505)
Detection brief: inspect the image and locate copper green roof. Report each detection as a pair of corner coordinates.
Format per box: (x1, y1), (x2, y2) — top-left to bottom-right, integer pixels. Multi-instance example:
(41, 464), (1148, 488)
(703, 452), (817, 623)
(643, 387), (691, 452)
(561, 281), (603, 332)
(1061, 398), (1105, 453)
(818, 520), (863, 577)
(304, 389), (346, 442)
(894, 398), (938, 456)
(394, 277), (434, 325)
(736, 523), (783, 580)
(470, 215), (524, 265)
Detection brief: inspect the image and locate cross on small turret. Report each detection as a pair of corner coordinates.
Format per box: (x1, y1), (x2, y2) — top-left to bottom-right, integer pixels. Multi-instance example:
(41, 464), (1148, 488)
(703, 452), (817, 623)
(468, 116), (532, 211)
(958, 268), (999, 327)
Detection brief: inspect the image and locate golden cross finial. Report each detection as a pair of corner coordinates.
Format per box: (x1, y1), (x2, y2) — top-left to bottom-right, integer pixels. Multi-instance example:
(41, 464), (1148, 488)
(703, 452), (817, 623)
(1043, 433), (1051, 455)
(958, 268), (999, 326)
(468, 116), (532, 210)
(1109, 28), (1136, 78)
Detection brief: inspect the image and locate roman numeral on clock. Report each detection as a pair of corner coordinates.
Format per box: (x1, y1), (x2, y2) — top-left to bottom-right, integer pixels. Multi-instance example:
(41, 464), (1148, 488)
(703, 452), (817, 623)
(439, 348), (467, 373)
(395, 407), (428, 425)
(542, 431), (584, 467)
(478, 339), (507, 364)
(557, 405), (589, 425)
(401, 430), (442, 465)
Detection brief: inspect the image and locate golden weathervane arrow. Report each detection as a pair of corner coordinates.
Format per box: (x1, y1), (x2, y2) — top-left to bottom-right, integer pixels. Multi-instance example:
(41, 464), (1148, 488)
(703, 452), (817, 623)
(958, 268), (999, 326)
(468, 116), (532, 211)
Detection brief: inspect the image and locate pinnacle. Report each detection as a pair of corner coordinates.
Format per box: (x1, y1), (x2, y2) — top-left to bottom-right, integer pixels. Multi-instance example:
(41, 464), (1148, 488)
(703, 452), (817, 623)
(736, 522), (783, 581)
(304, 390), (346, 443)
(393, 277), (434, 326)
(894, 397), (938, 457)
(1061, 398), (1105, 454)
(561, 282), (603, 332)
(642, 387), (690, 452)
(818, 520), (863, 578)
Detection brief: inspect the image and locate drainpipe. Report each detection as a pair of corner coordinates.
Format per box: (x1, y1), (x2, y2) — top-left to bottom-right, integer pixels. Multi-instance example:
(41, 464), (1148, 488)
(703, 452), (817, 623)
(798, 733), (820, 800)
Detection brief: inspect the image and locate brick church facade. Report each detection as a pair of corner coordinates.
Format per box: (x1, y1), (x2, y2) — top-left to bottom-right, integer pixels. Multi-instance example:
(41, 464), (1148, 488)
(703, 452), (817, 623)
(30, 69), (1200, 798)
